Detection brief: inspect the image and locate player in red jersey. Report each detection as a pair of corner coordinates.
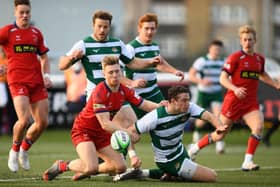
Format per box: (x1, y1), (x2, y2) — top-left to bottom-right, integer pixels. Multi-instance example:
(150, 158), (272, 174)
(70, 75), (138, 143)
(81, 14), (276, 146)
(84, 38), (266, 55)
(0, 0), (52, 172)
(43, 56), (160, 181)
(188, 25), (280, 171)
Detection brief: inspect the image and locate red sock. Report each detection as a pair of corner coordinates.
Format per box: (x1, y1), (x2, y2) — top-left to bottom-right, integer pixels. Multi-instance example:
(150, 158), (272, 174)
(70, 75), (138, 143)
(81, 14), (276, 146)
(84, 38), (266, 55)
(59, 161), (69, 172)
(21, 138), (33, 151)
(198, 134), (212, 149)
(246, 135), (260, 155)
(12, 141), (21, 152)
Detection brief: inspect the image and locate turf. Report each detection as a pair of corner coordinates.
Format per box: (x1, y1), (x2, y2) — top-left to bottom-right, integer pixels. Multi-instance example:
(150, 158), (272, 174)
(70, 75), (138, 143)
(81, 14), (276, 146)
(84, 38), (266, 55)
(0, 128), (279, 187)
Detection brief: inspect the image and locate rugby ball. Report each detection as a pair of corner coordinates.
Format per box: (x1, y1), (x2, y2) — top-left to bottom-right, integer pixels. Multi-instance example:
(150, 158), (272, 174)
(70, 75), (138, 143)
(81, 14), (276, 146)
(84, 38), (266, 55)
(110, 130), (130, 153)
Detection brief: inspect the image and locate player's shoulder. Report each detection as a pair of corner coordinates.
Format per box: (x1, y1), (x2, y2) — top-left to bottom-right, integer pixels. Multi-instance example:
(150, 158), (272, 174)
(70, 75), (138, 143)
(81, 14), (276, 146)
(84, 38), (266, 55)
(227, 51), (245, 61)
(108, 36), (122, 43)
(0, 24), (15, 32)
(29, 26), (43, 35)
(254, 52), (265, 61)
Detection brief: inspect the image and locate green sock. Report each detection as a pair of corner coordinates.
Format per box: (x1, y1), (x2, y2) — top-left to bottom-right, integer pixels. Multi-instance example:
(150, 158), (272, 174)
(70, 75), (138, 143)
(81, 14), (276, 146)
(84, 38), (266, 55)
(148, 169), (164, 179)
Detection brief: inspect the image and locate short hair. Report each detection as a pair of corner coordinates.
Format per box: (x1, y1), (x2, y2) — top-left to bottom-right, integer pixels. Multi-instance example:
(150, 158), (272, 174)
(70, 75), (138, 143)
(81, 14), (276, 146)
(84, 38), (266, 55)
(14, 0), (30, 7)
(138, 13), (158, 28)
(92, 10), (112, 25)
(238, 25), (256, 40)
(209, 39), (224, 47)
(101, 56), (119, 69)
(167, 86), (190, 102)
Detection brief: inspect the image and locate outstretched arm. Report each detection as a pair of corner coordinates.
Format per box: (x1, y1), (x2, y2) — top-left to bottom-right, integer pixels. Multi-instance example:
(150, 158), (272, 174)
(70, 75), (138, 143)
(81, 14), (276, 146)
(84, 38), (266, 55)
(156, 57), (184, 81)
(259, 72), (280, 90)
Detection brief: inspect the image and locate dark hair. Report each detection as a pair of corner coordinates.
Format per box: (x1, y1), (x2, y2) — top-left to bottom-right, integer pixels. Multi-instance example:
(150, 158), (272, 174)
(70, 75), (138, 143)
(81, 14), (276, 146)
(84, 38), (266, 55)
(101, 56), (119, 69)
(138, 13), (158, 28)
(14, 0), (30, 7)
(93, 10), (112, 25)
(210, 39), (224, 47)
(167, 86), (190, 101)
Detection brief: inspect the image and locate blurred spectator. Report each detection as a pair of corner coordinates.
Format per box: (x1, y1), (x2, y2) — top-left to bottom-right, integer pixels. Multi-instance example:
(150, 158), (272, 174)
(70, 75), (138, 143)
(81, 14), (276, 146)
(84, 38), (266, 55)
(0, 46), (17, 135)
(64, 62), (86, 114)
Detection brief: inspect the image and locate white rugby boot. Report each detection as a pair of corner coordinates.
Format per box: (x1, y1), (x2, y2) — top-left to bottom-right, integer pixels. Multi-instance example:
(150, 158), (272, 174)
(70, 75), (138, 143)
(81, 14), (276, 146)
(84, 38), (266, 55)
(19, 147), (30, 170)
(8, 149), (19, 172)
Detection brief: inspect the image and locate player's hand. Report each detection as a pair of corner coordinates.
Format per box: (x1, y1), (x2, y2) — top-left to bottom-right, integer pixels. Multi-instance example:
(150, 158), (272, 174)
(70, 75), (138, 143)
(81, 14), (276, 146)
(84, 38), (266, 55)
(234, 87), (247, 99)
(43, 74), (53, 88)
(150, 56), (162, 66)
(215, 125), (228, 134)
(131, 78), (147, 88)
(159, 100), (168, 107)
(127, 128), (141, 143)
(200, 79), (212, 86)
(175, 70), (184, 81)
(130, 155), (142, 169)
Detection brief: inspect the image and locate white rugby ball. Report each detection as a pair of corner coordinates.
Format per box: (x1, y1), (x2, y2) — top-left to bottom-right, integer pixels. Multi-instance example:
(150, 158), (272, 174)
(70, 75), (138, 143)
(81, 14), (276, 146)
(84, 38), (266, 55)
(110, 130), (130, 153)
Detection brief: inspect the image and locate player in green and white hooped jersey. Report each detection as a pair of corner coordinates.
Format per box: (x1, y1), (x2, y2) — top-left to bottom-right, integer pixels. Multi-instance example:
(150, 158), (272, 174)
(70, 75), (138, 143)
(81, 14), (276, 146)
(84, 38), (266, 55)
(58, 10), (161, 173)
(114, 86), (226, 182)
(188, 40), (226, 154)
(125, 13), (184, 119)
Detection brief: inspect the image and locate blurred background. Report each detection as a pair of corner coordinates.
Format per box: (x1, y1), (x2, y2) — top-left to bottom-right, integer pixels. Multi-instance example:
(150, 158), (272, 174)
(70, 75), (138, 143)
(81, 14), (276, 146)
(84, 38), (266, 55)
(0, 0), (279, 128)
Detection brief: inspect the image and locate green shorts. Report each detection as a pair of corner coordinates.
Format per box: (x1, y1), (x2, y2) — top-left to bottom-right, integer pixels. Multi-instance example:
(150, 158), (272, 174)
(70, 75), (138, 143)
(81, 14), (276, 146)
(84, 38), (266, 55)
(197, 91), (223, 108)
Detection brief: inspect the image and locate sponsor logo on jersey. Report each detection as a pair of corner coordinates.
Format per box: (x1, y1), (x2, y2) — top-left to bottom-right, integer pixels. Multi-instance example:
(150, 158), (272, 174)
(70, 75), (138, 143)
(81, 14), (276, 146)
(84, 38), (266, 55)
(93, 103), (106, 109)
(92, 49), (100, 53)
(240, 71), (259, 79)
(112, 47), (119, 53)
(14, 44), (37, 53)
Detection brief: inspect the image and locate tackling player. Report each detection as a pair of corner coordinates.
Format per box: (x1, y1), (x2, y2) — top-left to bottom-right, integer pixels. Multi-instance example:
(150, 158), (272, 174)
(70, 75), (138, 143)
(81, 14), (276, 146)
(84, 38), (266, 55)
(43, 56), (161, 181)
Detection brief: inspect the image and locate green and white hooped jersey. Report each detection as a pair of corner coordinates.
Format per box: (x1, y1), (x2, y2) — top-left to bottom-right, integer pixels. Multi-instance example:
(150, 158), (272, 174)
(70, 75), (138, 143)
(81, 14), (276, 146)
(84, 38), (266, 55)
(66, 36), (133, 98)
(125, 37), (160, 98)
(192, 55), (225, 93)
(135, 102), (205, 163)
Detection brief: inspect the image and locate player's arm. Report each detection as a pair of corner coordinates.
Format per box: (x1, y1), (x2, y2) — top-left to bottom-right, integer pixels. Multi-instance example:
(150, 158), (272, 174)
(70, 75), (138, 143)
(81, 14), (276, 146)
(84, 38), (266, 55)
(138, 99), (161, 112)
(156, 57), (184, 81)
(200, 110), (227, 134)
(39, 53), (52, 88)
(220, 71), (246, 99)
(259, 72), (280, 90)
(59, 49), (83, 70)
(120, 75), (146, 88)
(96, 112), (126, 133)
(126, 56), (161, 70)
(188, 67), (201, 84)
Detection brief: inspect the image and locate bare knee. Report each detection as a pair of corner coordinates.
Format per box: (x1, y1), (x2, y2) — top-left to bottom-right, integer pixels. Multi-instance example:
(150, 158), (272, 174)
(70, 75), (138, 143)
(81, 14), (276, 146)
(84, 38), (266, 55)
(115, 162), (126, 174)
(83, 165), (98, 176)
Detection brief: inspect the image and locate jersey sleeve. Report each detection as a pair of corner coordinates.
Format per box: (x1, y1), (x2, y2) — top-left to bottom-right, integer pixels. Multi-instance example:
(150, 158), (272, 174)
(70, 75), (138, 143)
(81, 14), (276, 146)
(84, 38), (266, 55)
(66, 40), (85, 57)
(222, 53), (238, 75)
(123, 85), (143, 107)
(126, 44), (136, 57)
(36, 28), (49, 55)
(119, 40), (134, 65)
(135, 109), (158, 134)
(188, 102), (205, 118)
(0, 26), (9, 45)
(91, 85), (108, 113)
(192, 57), (205, 71)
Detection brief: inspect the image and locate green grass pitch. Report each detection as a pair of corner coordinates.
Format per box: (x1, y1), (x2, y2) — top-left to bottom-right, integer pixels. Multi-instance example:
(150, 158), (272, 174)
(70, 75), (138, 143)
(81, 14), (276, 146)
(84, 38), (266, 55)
(0, 128), (279, 187)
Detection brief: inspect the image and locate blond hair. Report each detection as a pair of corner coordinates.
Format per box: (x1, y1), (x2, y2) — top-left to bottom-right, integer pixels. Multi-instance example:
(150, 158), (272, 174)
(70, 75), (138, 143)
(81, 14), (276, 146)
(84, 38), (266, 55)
(101, 56), (119, 69)
(238, 25), (256, 40)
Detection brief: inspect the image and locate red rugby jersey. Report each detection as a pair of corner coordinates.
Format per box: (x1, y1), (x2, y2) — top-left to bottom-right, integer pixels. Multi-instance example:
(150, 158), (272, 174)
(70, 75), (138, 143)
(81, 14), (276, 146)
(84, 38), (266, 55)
(222, 50), (265, 101)
(0, 23), (49, 84)
(74, 81), (143, 131)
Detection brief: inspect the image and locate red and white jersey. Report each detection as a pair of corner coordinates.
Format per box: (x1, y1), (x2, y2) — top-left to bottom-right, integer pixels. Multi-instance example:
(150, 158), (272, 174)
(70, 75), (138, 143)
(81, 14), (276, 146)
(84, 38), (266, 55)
(0, 23), (49, 84)
(74, 81), (143, 132)
(222, 50), (265, 101)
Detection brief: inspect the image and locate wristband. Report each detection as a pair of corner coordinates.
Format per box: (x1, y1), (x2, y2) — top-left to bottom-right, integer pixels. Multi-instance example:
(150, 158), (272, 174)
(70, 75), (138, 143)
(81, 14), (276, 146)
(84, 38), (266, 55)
(128, 150), (137, 158)
(43, 73), (50, 79)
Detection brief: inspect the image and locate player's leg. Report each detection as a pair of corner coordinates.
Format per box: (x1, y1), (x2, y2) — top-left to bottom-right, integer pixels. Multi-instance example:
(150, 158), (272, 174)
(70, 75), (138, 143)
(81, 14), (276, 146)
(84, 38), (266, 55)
(241, 110), (263, 171)
(188, 114), (232, 160)
(185, 160), (217, 182)
(211, 101), (225, 154)
(8, 95), (31, 172)
(263, 117), (279, 147)
(43, 141), (99, 181)
(97, 145), (127, 174)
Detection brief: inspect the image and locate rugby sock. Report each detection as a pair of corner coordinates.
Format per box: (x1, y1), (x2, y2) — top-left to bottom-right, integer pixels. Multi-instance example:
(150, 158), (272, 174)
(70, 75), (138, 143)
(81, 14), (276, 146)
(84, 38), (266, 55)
(59, 161), (70, 172)
(21, 138), (33, 151)
(148, 169), (164, 179)
(198, 134), (213, 149)
(246, 134), (261, 155)
(12, 141), (21, 152)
